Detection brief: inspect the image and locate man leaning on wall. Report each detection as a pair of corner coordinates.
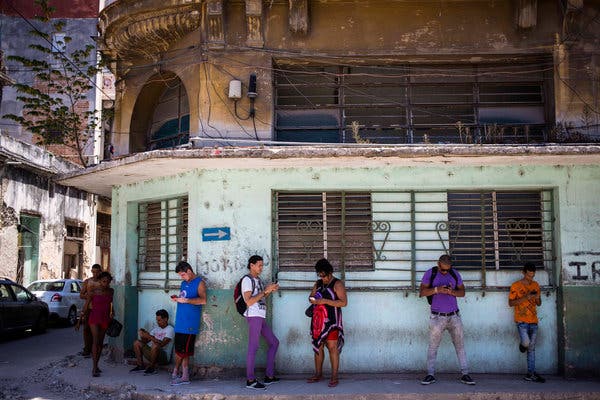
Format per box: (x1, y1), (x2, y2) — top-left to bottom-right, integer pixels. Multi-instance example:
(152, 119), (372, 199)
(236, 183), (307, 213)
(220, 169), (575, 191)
(508, 262), (545, 383)
(419, 254), (475, 386)
(169, 261), (207, 386)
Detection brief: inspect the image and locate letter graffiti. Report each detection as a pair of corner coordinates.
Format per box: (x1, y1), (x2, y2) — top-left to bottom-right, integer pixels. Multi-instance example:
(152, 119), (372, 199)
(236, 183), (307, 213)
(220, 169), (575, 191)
(592, 262), (600, 282)
(569, 261), (588, 280)
(566, 259), (600, 284)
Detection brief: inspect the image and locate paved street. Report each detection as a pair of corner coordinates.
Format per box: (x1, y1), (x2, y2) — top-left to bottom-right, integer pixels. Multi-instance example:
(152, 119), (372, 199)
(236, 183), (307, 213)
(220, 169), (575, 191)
(0, 323), (81, 378)
(1, 326), (600, 400)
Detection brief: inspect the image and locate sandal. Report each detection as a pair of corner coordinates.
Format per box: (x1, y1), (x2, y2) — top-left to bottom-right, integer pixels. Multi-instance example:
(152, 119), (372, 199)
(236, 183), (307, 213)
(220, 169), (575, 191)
(306, 375), (322, 383)
(328, 377), (339, 387)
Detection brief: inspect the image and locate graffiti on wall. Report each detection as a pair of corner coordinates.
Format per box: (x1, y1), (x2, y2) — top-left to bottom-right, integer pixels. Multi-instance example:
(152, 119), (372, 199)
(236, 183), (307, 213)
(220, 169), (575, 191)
(197, 249), (271, 277)
(565, 252), (600, 285)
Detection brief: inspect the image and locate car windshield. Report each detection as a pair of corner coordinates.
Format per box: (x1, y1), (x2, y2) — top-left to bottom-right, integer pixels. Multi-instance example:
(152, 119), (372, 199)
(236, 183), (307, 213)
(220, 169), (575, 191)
(28, 281), (65, 292)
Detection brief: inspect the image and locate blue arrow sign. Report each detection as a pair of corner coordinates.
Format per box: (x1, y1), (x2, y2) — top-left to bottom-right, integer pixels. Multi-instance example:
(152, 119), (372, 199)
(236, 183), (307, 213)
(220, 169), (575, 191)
(202, 227), (231, 242)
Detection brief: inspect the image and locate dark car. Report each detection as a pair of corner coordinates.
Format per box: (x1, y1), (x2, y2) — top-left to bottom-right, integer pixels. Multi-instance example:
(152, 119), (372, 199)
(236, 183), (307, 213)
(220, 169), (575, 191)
(0, 277), (49, 336)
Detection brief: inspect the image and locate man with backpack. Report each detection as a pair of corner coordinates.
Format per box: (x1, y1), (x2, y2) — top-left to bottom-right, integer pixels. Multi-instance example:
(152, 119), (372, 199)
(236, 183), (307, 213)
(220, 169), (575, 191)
(240, 255), (280, 390)
(419, 254), (475, 386)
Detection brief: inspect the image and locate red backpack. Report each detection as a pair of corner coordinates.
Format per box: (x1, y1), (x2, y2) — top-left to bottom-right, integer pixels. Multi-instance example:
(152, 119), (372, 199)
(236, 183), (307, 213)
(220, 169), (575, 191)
(233, 274), (255, 315)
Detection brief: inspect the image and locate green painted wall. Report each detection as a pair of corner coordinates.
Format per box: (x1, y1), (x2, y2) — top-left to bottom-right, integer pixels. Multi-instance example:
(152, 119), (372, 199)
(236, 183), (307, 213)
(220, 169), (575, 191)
(560, 286), (600, 377)
(109, 285), (138, 359)
(107, 162), (600, 375)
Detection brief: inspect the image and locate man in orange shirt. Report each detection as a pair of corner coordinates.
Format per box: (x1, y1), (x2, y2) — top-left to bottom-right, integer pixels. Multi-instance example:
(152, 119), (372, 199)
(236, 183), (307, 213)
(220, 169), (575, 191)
(508, 262), (545, 383)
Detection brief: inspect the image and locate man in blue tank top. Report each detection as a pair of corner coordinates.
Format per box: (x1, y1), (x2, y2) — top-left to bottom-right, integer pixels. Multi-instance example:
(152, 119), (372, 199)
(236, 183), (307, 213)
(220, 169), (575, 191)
(170, 261), (206, 386)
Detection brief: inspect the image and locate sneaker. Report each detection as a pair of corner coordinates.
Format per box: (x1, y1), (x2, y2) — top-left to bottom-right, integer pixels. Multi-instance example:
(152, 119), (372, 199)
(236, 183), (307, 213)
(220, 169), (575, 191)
(460, 374), (476, 385)
(524, 373), (545, 383)
(264, 376), (280, 385)
(519, 344), (528, 353)
(144, 366), (158, 375)
(170, 377), (190, 386)
(531, 373), (545, 383)
(246, 379), (266, 390)
(130, 365), (145, 372)
(420, 374), (436, 385)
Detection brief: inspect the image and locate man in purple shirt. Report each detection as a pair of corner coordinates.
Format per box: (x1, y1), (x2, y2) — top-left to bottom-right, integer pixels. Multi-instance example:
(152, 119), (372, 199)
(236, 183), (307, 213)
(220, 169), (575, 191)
(419, 254), (475, 386)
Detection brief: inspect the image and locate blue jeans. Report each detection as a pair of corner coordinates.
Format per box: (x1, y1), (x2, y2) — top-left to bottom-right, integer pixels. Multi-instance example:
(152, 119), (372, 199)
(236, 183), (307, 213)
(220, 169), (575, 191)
(517, 322), (538, 373)
(427, 313), (469, 376)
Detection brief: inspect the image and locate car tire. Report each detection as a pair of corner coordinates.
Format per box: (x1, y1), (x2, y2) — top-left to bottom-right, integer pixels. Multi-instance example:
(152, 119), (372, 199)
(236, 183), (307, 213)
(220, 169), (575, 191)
(67, 306), (78, 326)
(34, 313), (48, 334)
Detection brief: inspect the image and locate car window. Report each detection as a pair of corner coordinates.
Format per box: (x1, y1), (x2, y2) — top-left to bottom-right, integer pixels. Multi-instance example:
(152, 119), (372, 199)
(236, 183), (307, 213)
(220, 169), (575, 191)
(28, 281), (65, 292)
(0, 284), (14, 301)
(12, 285), (32, 302)
(71, 282), (80, 293)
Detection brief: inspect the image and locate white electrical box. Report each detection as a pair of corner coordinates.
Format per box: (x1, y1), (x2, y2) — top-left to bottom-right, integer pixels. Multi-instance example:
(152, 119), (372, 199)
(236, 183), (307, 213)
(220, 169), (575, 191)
(228, 80), (242, 99)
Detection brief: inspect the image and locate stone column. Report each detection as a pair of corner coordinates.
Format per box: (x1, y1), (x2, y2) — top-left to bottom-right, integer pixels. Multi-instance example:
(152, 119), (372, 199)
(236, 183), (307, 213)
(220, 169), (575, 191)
(206, 0), (225, 48)
(289, 0), (309, 34)
(245, 0), (263, 48)
(514, 0), (537, 29)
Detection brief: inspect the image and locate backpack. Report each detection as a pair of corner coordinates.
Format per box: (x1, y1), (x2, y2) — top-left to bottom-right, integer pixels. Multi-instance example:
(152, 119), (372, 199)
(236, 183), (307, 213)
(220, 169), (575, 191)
(426, 266), (459, 305)
(234, 274), (255, 315)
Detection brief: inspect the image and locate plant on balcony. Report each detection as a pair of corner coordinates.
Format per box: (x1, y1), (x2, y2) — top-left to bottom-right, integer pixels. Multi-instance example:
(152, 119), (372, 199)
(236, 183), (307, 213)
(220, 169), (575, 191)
(3, 0), (101, 167)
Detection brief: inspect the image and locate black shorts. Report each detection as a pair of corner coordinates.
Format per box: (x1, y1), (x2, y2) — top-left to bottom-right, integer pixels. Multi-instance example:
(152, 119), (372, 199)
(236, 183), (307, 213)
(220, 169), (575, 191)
(174, 333), (196, 357)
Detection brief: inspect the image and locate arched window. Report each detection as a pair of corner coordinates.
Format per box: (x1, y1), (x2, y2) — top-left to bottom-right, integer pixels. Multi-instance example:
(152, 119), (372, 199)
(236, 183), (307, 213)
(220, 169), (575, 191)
(130, 72), (190, 152)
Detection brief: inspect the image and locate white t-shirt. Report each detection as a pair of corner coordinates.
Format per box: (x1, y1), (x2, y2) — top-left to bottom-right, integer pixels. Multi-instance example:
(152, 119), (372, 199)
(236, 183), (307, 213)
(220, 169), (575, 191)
(149, 324), (175, 355)
(241, 275), (266, 318)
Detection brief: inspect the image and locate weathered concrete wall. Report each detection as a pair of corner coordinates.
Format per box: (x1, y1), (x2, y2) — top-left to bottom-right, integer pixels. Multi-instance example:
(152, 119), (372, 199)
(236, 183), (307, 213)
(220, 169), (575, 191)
(262, 1), (559, 53)
(107, 161), (600, 375)
(106, 0), (599, 156)
(111, 50), (274, 157)
(553, 160), (600, 377)
(0, 135), (97, 284)
(560, 286), (600, 378)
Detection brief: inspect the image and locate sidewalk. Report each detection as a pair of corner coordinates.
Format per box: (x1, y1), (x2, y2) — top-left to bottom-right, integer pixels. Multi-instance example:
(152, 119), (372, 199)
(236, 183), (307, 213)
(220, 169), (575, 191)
(59, 356), (600, 400)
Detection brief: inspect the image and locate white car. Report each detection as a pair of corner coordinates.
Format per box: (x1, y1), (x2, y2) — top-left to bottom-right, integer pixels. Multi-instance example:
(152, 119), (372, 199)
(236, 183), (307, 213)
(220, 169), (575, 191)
(27, 279), (84, 326)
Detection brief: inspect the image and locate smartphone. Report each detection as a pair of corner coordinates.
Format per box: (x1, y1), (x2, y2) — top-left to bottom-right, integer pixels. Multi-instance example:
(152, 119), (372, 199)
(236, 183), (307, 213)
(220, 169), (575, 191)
(170, 294), (178, 299)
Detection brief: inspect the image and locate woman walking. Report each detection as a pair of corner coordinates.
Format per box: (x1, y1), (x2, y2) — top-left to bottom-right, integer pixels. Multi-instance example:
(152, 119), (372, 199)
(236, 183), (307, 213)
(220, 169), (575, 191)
(85, 271), (113, 377)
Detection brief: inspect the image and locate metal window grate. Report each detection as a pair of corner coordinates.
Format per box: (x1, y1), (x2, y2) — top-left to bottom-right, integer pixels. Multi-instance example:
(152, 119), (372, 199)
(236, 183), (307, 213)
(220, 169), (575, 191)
(138, 196), (188, 273)
(273, 61), (552, 144)
(275, 192), (373, 271)
(274, 190), (555, 290)
(447, 191), (550, 269)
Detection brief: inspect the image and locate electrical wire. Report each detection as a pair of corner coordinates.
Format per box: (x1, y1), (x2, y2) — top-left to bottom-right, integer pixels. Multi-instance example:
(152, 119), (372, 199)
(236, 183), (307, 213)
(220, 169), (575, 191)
(202, 61), (225, 138)
(7, 1), (593, 140)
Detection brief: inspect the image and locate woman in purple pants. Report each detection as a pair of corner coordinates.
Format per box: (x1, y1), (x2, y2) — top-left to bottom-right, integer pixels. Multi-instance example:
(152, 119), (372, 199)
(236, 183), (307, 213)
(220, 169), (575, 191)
(241, 255), (280, 390)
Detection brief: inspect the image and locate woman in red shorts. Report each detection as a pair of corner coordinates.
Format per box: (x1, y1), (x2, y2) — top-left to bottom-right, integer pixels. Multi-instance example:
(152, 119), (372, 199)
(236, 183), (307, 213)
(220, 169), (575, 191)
(85, 271), (114, 377)
(307, 258), (347, 388)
